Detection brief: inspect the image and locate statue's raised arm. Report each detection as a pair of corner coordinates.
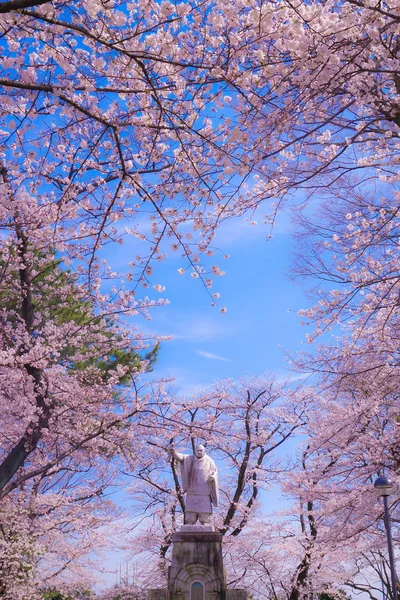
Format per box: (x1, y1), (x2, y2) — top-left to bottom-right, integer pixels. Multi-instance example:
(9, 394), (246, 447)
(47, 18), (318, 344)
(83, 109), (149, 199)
(170, 444), (219, 526)
(168, 444), (184, 463)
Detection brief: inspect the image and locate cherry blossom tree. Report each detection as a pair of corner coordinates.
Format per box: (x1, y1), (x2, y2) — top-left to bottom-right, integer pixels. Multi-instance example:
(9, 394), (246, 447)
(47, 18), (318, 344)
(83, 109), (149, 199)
(283, 323), (400, 599)
(287, 98), (400, 574)
(0, 470), (119, 599)
(1, 0), (399, 596)
(0, 230), (158, 496)
(0, 237), (158, 597)
(0, 0), (398, 291)
(224, 410), (398, 600)
(118, 377), (305, 581)
(0, 198), (160, 597)
(1, 0), (398, 500)
(344, 550), (399, 600)
(279, 3), (400, 586)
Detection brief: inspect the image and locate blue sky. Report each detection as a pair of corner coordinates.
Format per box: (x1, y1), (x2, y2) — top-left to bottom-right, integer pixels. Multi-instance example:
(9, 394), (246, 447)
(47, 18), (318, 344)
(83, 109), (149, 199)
(132, 208), (312, 393)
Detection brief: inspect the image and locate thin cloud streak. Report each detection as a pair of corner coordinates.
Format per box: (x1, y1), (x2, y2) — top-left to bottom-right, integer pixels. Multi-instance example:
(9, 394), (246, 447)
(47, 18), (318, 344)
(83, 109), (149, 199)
(197, 350), (230, 362)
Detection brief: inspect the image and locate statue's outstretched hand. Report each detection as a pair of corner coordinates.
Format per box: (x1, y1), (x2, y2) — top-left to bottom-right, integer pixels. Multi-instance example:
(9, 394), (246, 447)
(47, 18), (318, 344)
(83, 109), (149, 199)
(168, 445), (184, 462)
(168, 444), (175, 456)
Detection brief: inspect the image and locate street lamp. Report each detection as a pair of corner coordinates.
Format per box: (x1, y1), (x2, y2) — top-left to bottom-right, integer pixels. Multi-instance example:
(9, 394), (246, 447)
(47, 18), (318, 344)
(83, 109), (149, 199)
(374, 476), (398, 600)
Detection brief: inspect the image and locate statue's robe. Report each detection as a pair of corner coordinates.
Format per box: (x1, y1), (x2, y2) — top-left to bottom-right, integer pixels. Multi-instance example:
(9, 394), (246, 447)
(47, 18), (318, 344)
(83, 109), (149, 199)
(179, 454), (219, 514)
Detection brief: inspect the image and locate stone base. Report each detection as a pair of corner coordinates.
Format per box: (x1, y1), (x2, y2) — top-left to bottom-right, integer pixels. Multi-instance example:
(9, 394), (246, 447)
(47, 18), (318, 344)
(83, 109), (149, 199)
(169, 530), (226, 598)
(148, 590), (167, 600)
(226, 591), (247, 600)
(148, 530), (247, 600)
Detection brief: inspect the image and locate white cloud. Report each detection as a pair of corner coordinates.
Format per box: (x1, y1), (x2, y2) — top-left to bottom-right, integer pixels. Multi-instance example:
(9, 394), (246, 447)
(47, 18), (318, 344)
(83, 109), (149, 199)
(197, 350), (229, 362)
(141, 313), (237, 343)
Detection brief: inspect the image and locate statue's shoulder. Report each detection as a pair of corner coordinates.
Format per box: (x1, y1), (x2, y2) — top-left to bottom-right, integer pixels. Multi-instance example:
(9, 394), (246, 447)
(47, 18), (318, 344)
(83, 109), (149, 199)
(207, 455), (217, 468)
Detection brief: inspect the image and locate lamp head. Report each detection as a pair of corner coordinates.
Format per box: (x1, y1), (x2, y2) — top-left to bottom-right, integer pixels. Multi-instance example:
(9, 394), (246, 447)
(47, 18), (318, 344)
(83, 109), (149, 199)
(374, 476), (394, 497)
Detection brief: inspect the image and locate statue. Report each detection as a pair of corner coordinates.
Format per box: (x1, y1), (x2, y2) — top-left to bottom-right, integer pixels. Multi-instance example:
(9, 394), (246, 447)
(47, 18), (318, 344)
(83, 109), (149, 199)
(169, 443), (219, 525)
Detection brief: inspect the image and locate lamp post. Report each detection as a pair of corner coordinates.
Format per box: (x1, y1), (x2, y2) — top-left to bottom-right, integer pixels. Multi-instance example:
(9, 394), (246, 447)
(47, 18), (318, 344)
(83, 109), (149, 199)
(374, 476), (398, 600)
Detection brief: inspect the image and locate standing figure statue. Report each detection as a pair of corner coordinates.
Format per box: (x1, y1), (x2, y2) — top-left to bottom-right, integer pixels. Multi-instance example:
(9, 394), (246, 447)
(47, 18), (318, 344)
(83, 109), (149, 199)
(169, 443), (219, 525)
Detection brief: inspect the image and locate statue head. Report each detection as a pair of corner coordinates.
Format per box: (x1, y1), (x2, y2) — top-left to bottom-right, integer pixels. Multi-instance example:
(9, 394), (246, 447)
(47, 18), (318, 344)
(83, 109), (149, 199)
(194, 444), (206, 458)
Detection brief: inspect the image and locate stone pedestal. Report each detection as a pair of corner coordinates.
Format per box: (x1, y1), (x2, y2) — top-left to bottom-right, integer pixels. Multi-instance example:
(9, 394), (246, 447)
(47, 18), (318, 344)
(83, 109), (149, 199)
(148, 528), (246, 600)
(169, 530), (225, 600)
